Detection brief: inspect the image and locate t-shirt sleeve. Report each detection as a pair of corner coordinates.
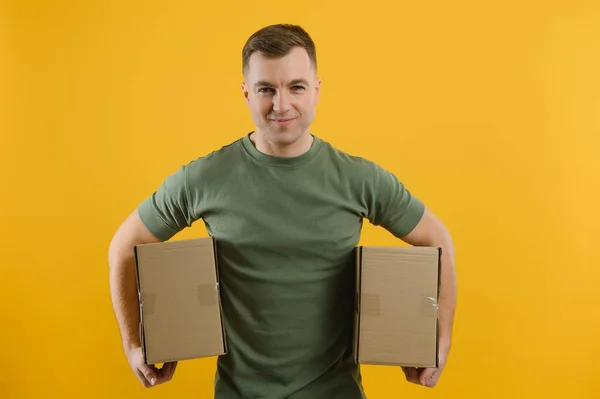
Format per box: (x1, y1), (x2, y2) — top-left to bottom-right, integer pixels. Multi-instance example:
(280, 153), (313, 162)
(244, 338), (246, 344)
(137, 163), (198, 241)
(364, 162), (425, 238)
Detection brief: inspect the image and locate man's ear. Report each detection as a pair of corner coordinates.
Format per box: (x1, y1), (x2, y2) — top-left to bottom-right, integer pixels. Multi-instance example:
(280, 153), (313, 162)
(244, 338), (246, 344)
(241, 81), (250, 105)
(314, 78), (322, 104)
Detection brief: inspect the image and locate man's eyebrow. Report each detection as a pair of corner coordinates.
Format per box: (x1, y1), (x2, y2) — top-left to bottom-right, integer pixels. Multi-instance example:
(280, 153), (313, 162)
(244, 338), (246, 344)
(254, 79), (310, 88)
(254, 80), (275, 88)
(289, 79), (309, 86)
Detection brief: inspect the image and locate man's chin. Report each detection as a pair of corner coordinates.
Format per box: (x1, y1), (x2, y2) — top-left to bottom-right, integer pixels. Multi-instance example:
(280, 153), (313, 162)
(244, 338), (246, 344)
(265, 128), (305, 145)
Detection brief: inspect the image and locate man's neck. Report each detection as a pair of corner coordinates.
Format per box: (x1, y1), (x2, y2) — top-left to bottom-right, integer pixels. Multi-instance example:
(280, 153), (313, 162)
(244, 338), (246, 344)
(250, 130), (314, 158)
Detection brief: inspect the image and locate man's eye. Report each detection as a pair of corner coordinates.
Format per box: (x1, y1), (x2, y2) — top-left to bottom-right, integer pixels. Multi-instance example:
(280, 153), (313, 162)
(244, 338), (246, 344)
(291, 86), (305, 91)
(258, 88), (274, 94)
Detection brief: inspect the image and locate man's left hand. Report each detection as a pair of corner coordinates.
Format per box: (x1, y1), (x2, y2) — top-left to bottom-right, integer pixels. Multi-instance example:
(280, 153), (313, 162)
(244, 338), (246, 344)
(401, 340), (450, 388)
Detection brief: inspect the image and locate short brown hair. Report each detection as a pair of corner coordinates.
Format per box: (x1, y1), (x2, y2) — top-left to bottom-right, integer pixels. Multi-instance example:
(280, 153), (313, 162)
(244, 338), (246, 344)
(242, 24), (317, 76)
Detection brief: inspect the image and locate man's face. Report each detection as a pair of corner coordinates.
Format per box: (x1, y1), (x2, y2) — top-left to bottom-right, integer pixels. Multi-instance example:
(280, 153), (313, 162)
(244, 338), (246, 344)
(242, 46), (321, 146)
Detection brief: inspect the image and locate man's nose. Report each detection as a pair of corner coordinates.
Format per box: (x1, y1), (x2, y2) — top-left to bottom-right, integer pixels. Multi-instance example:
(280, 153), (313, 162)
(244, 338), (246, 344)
(272, 91), (291, 113)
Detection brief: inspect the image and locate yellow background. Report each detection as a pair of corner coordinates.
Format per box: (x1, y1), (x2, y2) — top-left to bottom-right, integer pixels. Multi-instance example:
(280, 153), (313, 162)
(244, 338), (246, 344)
(2, 1), (599, 398)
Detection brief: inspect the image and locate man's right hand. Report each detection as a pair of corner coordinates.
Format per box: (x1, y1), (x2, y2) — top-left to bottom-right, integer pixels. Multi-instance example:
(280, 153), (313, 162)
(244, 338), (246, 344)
(126, 344), (177, 388)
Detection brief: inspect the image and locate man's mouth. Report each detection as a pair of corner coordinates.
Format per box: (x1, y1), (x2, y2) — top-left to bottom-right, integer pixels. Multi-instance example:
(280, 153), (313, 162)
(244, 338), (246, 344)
(270, 118), (296, 126)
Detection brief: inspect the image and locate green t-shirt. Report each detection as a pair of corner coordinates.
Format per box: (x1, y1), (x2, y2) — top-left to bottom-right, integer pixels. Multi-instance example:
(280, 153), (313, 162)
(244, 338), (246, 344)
(137, 133), (425, 399)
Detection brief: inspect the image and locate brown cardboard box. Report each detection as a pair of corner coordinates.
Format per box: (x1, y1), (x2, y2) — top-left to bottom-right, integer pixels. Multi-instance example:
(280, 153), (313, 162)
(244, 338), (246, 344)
(353, 245), (441, 368)
(133, 237), (227, 365)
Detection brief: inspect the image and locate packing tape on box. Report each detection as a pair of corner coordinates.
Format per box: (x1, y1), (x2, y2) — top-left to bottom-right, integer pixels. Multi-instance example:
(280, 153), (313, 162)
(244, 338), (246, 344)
(141, 284), (217, 315)
(142, 292), (157, 316)
(197, 283), (219, 306)
(362, 294), (381, 316)
(421, 296), (439, 317)
(361, 294), (438, 317)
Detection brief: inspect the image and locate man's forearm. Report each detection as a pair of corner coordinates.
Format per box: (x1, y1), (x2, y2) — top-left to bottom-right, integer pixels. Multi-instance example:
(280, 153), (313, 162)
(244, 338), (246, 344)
(437, 236), (456, 345)
(399, 207), (457, 346)
(109, 245), (141, 350)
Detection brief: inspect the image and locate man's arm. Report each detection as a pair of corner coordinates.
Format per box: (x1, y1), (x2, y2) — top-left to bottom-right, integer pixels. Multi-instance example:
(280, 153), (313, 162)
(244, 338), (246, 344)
(401, 206), (456, 343)
(399, 205), (456, 387)
(359, 160), (456, 387)
(108, 208), (176, 387)
(108, 208), (161, 350)
(109, 161), (199, 387)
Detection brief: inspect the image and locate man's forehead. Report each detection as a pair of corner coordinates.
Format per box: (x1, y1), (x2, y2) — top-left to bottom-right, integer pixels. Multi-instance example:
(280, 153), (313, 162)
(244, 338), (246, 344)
(246, 48), (314, 79)
(249, 46), (311, 64)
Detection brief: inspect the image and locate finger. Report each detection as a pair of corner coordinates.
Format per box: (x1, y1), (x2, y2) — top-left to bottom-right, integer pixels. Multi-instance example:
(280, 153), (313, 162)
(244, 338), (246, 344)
(138, 364), (159, 386)
(401, 367), (415, 383)
(134, 369), (152, 388)
(158, 362), (176, 381)
(168, 361), (178, 378)
(419, 368), (437, 387)
(406, 367), (420, 384)
(159, 361), (179, 382)
(154, 364), (168, 383)
(401, 367), (410, 379)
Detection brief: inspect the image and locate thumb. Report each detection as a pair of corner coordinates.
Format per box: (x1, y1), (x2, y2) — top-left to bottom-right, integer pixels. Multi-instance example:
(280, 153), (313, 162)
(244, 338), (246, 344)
(139, 364), (158, 386)
(419, 368), (436, 387)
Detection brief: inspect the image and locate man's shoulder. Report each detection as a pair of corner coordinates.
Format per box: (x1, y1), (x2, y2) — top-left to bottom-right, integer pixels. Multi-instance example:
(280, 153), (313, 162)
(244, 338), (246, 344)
(194, 136), (244, 162)
(184, 136), (245, 175)
(319, 137), (379, 176)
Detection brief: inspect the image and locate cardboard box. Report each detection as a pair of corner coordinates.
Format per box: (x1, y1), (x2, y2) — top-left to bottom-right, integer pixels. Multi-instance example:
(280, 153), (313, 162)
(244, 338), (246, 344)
(353, 245), (441, 368)
(133, 237), (227, 365)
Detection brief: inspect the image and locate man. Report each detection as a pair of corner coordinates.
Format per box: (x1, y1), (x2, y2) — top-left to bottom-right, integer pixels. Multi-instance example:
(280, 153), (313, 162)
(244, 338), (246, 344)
(108, 24), (456, 398)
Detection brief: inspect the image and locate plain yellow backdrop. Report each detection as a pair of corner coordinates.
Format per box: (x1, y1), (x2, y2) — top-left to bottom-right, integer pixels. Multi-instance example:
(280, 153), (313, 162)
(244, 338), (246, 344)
(2, 0), (599, 398)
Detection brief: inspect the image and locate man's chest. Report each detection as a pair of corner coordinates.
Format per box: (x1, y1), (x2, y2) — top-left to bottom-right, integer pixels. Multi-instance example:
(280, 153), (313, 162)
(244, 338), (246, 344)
(199, 180), (365, 252)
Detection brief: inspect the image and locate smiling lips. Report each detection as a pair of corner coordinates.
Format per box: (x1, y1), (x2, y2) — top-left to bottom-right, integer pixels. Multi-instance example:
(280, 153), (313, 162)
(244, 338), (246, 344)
(271, 117), (296, 126)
